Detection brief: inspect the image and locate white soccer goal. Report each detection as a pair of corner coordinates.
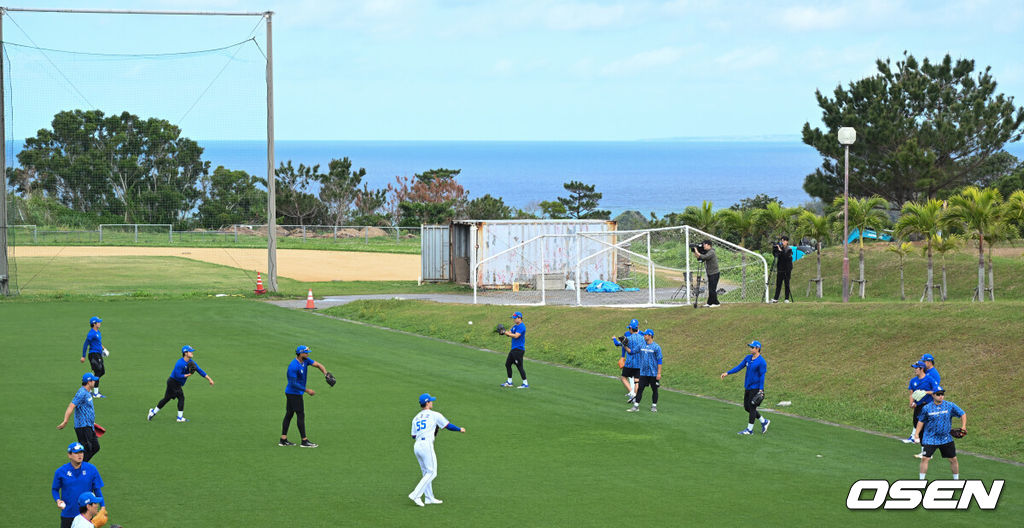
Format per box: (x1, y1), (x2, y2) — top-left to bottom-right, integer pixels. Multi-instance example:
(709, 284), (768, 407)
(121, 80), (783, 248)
(472, 225), (768, 307)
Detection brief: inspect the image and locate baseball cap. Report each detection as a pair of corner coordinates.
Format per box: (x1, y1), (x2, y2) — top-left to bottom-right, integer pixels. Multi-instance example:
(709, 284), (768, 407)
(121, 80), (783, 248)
(82, 373), (100, 383)
(511, 311), (523, 319)
(629, 318), (639, 329)
(933, 386), (945, 395)
(181, 345), (195, 354)
(911, 361), (925, 369)
(78, 492), (104, 507)
(747, 340), (762, 349)
(418, 393), (436, 405)
(68, 442), (85, 454)
(89, 316), (102, 324)
(295, 345), (310, 355)
(920, 353), (935, 363)
(643, 329), (654, 336)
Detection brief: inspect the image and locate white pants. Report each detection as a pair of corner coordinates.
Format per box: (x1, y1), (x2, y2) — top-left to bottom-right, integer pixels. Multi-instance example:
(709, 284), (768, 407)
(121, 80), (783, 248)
(410, 441), (438, 500)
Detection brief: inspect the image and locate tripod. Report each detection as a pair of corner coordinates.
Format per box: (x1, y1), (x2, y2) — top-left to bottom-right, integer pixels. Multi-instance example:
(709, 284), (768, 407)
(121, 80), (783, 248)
(692, 260), (705, 308)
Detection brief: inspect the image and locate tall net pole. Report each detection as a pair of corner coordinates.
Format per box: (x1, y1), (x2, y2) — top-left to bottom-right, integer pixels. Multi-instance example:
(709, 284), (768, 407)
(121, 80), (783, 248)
(265, 11), (277, 292)
(0, 10), (9, 296)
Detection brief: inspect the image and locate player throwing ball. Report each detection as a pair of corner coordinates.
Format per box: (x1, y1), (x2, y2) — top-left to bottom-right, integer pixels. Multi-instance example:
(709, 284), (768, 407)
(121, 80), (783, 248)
(147, 345), (214, 423)
(498, 311), (528, 388)
(720, 340), (770, 435)
(81, 316), (108, 398)
(409, 393), (465, 507)
(913, 386), (966, 480)
(280, 345), (333, 448)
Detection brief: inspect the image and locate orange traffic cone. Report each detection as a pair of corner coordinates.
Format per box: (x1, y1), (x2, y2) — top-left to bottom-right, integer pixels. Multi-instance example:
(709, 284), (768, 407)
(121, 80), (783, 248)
(304, 289), (316, 309)
(254, 272), (267, 295)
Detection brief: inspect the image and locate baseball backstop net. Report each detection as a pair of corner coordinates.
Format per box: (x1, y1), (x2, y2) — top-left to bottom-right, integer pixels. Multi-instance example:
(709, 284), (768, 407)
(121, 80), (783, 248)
(472, 225), (768, 307)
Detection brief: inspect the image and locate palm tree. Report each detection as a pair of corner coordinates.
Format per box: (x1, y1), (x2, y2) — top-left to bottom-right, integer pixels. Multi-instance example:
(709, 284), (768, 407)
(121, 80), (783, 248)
(797, 211), (834, 298)
(680, 200), (719, 235)
(930, 233), (962, 301)
(755, 201), (801, 240)
(944, 186), (1002, 303)
(895, 199), (944, 302)
(719, 208), (759, 300)
(1007, 190), (1024, 225)
(886, 241), (913, 300)
(831, 195), (890, 299)
(981, 219), (1018, 301)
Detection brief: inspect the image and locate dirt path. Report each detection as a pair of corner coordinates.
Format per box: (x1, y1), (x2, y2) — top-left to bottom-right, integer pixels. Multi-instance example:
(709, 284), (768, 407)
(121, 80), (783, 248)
(10, 246), (420, 282)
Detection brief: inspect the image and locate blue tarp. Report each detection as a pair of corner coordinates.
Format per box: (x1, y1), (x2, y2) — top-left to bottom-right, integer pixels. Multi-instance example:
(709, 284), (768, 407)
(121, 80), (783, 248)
(792, 248), (806, 262)
(586, 280), (640, 293)
(848, 228), (892, 244)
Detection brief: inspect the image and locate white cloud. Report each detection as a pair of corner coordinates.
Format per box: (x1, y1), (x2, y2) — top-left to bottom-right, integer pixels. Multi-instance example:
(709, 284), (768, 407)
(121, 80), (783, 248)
(714, 46), (779, 71)
(779, 5), (848, 31)
(600, 46), (688, 76)
(541, 2), (628, 30)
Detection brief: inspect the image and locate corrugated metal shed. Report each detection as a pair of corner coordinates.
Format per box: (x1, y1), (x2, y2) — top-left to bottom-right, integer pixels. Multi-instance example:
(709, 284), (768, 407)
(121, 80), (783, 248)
(421, 219), (617, 285)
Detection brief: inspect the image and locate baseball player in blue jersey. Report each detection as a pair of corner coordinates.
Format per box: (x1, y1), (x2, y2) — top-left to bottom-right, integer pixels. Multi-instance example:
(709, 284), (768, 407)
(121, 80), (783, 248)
(498, 311), (529, 388)
(280, 345), (330, 448)
(409, 393), (466, 506)
(57, 373), (101, 462)
(721, 340), (770, 435)
(903, 361), (936, 444)
(613, 319), (643, 402)
(920, 353), (940, 385)
(147, 345), (214, 423)
(52, 442), (104, 528)
(913, 387), (966, 480)
(81, 316), (108, 398)
(627, 329), (662, 412)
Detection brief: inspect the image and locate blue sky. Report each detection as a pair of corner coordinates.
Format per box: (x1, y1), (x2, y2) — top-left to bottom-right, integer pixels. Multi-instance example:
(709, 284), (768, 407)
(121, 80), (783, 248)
(4, 0), (1023, 141)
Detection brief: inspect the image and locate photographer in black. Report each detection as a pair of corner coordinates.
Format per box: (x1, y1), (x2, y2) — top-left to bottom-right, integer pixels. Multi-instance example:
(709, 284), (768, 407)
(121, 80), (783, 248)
(693, 240), (720, 307)
(771, 235), (793, 303)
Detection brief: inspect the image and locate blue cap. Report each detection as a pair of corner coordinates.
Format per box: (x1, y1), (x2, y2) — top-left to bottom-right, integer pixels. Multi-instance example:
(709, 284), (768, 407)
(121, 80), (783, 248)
(82, 373), (100, 383)
(920, 354), (935, 363)
(181, 345), (195, 354)
(747, 340), (762, 349)
(89, 316), (102, 325)
(643, 329), (654, 336)
(296, 345), (310, 355)
(68, 442), (85, 454)
(629, 319), (639, 329)
(911, 361), (925, 369)
(933, 385), (945, 394)
(511, 311), (523, 319)
(78, 492), (104, 507)
(419, 393), (436, 405)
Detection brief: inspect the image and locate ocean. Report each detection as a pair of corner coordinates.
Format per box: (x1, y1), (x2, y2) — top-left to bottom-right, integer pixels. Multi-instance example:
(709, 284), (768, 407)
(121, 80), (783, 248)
(13, 139), (1024, 219)
(198, 140), (822, 218)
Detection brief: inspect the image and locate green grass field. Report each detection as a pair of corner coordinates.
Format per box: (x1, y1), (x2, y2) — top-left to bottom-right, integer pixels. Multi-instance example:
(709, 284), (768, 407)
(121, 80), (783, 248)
(3, 299), (1022, 526)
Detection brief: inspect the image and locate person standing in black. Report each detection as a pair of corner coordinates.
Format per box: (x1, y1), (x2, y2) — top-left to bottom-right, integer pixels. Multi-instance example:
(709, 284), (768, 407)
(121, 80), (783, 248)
(771, 236), (793, 303)
(694, 240), (720, 307)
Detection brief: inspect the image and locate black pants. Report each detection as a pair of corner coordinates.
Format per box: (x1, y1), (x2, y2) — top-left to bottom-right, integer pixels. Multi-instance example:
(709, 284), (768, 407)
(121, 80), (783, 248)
(912, 404), (925, 429)
(60, 515), (74, 528)
(743, 389), (763, 424)
(157, 378), (185, 412)
(706, 273), (720, 305)
(75, 426), (100, 462)
(774, 269), (792, 301)
(635, 376), (659, 404)
(282, 393), (307, 438)
(505, 349), (526, 380)
(88, 353), (105, 388)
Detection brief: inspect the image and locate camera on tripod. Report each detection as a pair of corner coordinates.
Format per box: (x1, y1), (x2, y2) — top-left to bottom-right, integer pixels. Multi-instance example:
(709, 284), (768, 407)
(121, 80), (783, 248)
(690, 242), (708, 254)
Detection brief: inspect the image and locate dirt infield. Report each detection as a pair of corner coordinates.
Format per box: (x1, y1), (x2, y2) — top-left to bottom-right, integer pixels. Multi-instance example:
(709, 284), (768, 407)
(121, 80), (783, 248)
(10, 246), (420, 282)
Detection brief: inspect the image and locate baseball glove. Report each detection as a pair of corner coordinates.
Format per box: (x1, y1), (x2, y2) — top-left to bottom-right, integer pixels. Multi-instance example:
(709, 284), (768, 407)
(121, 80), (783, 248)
(951, 428), (967, 438)
(750, 390), (765, 407)
(495, 323), (506, 335)
(911, 389), (926, 401)
(186, 361), (197, 375)
(94, 423), (106, 438)
(325, 371), (337, 387)
(618, 357), (625, 368)
(92, 507), (109, 528)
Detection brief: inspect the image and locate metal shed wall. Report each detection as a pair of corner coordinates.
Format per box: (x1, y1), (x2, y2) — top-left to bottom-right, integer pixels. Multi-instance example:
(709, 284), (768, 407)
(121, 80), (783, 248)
(420, 224), (450, 282)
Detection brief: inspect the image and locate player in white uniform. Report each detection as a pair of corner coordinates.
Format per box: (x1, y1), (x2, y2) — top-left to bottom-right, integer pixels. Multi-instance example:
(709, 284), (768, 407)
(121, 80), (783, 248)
(408, 393), (465, 507)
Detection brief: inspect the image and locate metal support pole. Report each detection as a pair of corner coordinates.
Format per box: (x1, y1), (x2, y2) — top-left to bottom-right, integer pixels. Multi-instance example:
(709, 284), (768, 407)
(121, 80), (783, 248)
(265, 11), (278, 292)
(575, 233), (582, 306)
(842, 144), (850, 303)
(134, 224), (138, 243)
(647, 232), (653, 304)
(0, 10), (10, 295)
(684, 227), (691, 305)
(540, 236), (546, 306)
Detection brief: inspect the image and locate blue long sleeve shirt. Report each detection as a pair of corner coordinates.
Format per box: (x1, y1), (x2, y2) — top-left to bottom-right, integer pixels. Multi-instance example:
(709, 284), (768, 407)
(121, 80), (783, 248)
(624, 332), (645, 369)
(169, 358), (207, 385)
(83, 329), (103, 358)
(637, 342), (663, 377)
(52, 461), (103, 519)
(727, 354), (767, 390)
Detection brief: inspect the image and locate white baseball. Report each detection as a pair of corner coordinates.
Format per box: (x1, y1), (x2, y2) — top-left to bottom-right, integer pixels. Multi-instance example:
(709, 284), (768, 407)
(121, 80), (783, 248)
(468, 321), (473, 325)
(57, 500), (66, 509)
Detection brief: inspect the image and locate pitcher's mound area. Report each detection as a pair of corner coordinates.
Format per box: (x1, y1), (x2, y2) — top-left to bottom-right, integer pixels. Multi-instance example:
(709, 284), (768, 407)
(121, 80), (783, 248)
(12, 246), (419, 281)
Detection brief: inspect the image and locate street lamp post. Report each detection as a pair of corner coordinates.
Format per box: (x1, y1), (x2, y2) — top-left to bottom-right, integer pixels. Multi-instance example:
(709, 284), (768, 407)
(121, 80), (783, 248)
(838, 127), (856, 303)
